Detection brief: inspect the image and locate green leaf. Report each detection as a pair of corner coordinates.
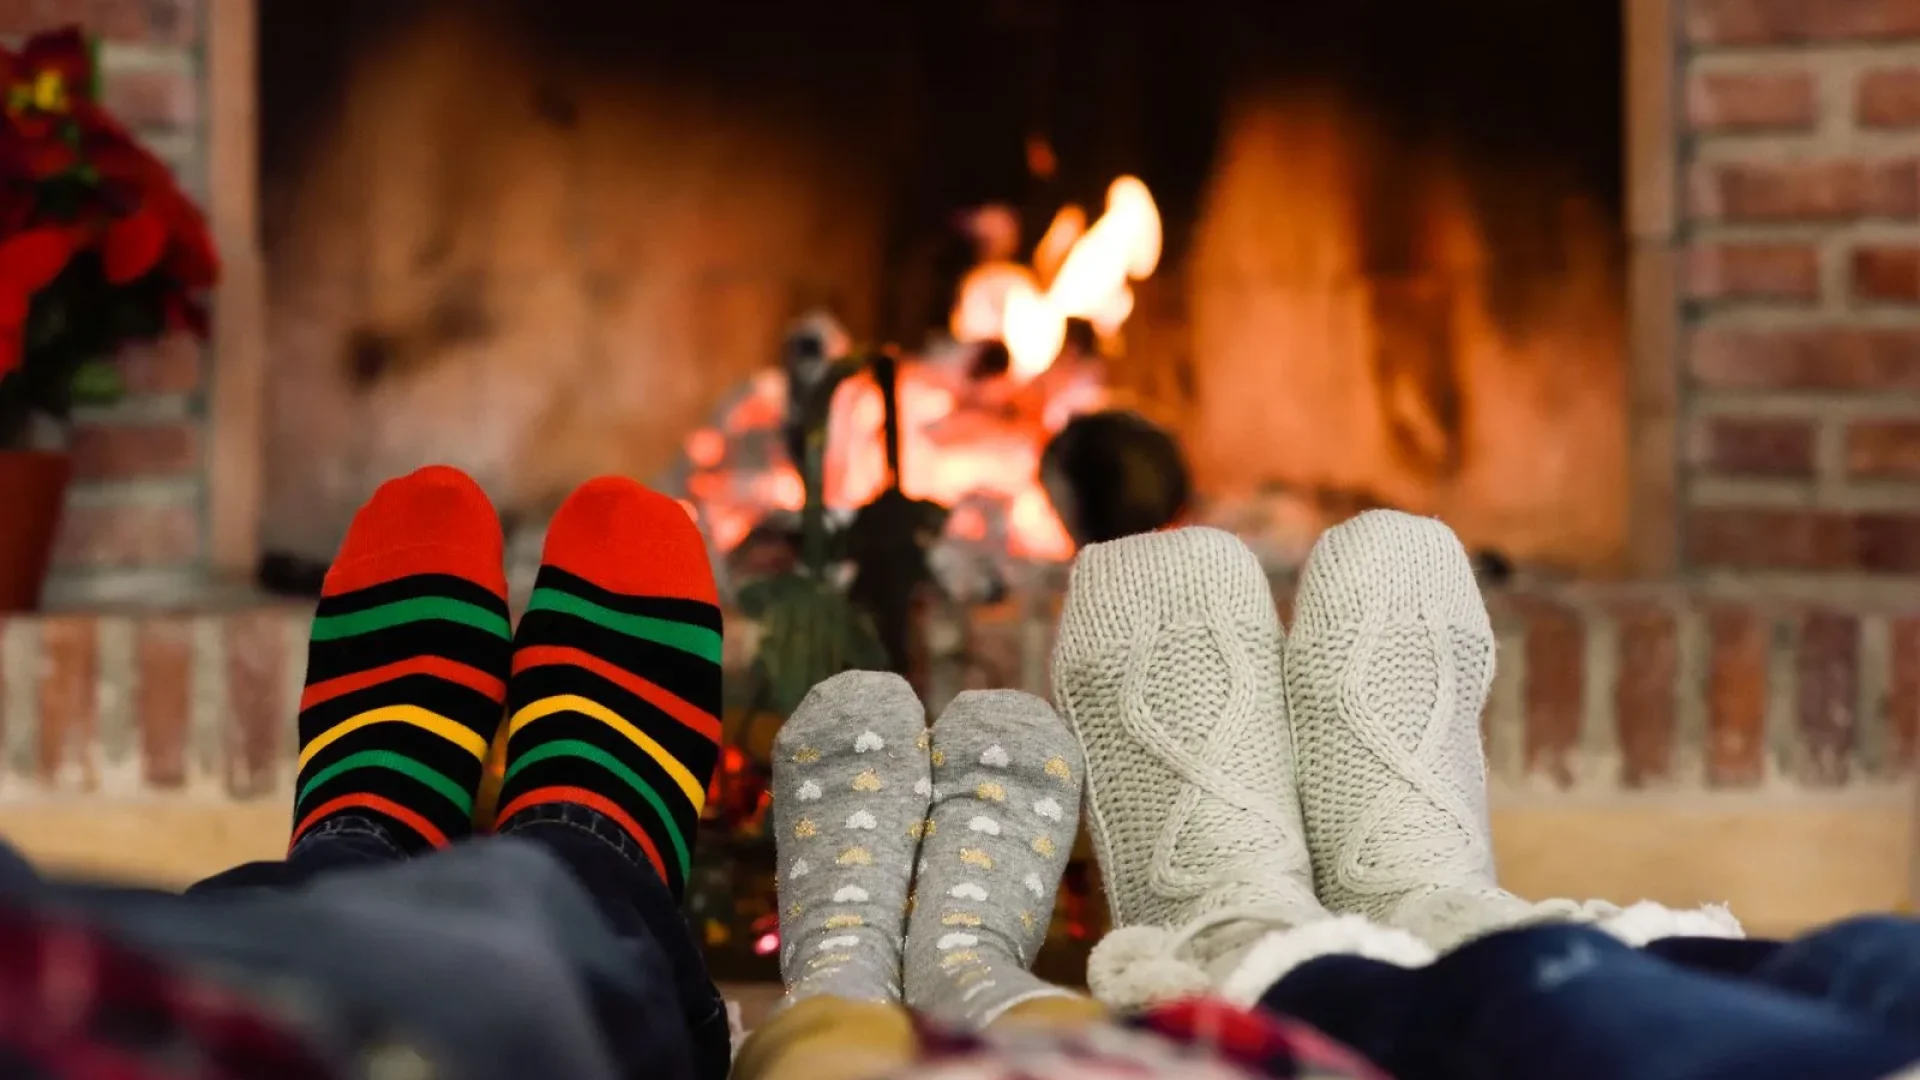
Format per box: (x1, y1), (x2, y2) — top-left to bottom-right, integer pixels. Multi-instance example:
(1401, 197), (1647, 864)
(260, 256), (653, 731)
(69, 359), (122, 406)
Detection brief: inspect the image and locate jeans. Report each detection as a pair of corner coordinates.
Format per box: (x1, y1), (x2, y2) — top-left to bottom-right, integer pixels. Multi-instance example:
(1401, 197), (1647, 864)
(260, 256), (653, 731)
(1261, 920), (1920, 1080)
(16, 807), (728, 1080)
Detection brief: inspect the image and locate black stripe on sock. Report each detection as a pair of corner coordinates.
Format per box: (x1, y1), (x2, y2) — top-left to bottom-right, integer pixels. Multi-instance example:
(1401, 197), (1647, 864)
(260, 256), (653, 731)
(295, 717), (490, 799)
(531, 566), (723, 632)
(304, 624), (513, 686)
(315, 573), (510, 618)
(506, 664), (718, 783)
(510, 611), (720, 717)
(297, 764), (474, 842)
(501, 711), (704, 851)
(298, 674), (506, 747)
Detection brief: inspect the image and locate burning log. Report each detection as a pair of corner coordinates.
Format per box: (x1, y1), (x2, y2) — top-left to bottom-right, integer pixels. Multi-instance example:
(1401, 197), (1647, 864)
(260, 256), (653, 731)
(1038, 410), (1191, 548)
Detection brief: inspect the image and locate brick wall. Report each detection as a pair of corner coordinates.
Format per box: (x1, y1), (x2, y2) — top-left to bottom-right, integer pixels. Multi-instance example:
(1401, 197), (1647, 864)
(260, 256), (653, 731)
(1682, 0), (1920, 572)
(0, 2), (210, 606)
(925, 576), (1920, 793)
(3, 578), (1913, 800)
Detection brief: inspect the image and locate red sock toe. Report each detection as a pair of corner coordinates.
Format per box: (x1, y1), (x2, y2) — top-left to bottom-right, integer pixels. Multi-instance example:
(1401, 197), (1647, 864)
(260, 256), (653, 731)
(537, 476), (715, 605)
(324, 465), (506, 598)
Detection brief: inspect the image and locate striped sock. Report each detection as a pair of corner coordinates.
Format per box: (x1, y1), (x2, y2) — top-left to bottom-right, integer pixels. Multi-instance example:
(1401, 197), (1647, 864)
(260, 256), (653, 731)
(496, 476), (722, 897)
(291, 465), (512, 854)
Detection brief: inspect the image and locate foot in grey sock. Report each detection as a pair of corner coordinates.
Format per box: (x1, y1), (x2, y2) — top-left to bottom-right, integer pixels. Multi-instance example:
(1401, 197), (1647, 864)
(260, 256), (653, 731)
(772, 671), (932, 1004)
(904, 690), (1086, 1029)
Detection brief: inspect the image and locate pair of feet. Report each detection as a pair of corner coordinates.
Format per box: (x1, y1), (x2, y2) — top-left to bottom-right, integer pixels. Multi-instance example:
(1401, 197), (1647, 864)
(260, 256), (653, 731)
(768, 674), (1093, 1031)
(293, 465), (721, 897)
(1052, 512), (1743, 1010)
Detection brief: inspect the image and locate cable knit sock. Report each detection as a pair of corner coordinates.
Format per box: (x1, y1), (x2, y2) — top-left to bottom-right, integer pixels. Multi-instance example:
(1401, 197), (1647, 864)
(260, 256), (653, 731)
(772, 671), (931, 1005)
(1285, 510), (1742, 951)
(904, 690), (1091, 1029)
(1052, 527), (1404, 1010)
(292, 466), (512, 854)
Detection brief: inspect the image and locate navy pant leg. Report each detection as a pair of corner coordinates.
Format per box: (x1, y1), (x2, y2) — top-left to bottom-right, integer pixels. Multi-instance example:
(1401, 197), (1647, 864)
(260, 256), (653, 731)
(1262, 923), (1920, 1080)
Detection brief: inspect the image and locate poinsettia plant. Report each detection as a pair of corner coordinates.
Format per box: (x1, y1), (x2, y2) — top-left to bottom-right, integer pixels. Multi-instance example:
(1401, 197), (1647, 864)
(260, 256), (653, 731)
(0, 27), (218, 449)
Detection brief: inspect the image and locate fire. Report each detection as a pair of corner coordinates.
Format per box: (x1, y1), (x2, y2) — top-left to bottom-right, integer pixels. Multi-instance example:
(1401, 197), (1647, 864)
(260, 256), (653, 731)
(950, 175), (1163, 381)
(683, 178), (1162, 567)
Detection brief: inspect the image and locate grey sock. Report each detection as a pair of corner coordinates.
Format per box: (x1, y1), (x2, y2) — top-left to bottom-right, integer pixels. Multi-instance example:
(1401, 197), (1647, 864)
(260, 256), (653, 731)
(771, 671), (933, 1004)
(903, 689), (1086, 1029)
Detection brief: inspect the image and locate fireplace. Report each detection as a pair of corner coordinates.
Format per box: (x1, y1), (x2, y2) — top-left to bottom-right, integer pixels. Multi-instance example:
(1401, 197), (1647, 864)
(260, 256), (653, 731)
(0, 0), (1916, 973)
(251, 0), (1628, 582)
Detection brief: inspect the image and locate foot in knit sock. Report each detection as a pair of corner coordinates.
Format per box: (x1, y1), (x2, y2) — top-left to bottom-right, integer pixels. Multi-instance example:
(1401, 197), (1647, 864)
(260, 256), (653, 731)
(292, 466), (512, 854)
(772, 672), (931, 1005)
(903, 690), (1091, 1029)
(1285, 510), (1741, 951)
(495, 477), (723, 898)
(1053, 527), (1428, 1010)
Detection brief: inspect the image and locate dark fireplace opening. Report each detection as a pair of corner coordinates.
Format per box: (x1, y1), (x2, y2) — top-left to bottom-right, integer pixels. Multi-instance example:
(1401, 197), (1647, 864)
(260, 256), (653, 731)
(255, 0), (1624, 582)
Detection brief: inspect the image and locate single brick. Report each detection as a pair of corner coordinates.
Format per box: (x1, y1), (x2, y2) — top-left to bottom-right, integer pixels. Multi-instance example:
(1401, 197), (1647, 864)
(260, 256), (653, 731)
(1889, 617), (1920, 774)
(224, 610), (287, 798)
(1520, 598), (1585, 788)
(1689, 326), (1920, 392)
(1613, 603), (1679, 787)
(1689, 415), (1817, 476)
(68, 421), (200, 481)
(1859, 67), (1920, 128)
(1796, 610), (1859, 786)
(117, 335), (201, 396)
(1689, 158), (1920, 223)
(135, 615), (192, 788)
(1687, 507), (1920, 572)
(1685, 242), (1821, 302)
(99, 65), (195, 130)
(1853, 245), (1920, 304)
(1706, 605), (1769, 787)
(1687, 0), (1920, 44)
(51, 496), (201, 570)
(1688, 69), (1818, 131)
(35, 615), (97, 787)
(1845, 418), (1920, 479)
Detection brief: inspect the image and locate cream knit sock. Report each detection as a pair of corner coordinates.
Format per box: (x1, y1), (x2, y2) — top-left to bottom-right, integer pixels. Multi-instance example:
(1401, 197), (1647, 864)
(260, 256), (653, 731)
(1055, 527), (1426, 1008)
(1284, 510), (1740, 951)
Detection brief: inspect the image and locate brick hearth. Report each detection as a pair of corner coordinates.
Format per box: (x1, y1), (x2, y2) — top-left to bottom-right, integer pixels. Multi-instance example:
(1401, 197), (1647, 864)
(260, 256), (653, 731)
(3, 579), (1917, 799)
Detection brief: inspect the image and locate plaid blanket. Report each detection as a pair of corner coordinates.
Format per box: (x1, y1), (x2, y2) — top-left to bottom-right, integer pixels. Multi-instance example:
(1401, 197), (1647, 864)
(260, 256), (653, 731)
(900, 997), (1388, 1080)
(0, 903), (336, 1080)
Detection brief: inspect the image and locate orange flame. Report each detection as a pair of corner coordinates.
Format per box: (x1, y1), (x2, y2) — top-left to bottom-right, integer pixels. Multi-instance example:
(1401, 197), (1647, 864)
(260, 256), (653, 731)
(950, 176), (1163, 382)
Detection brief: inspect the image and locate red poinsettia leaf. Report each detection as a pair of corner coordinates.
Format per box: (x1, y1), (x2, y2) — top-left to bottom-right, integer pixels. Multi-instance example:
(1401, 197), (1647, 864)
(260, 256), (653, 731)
(22, 138), (75, 178)
(102, 206), (167, 284)
(0, 227), (75, 293)
(0, 285), (28, 379)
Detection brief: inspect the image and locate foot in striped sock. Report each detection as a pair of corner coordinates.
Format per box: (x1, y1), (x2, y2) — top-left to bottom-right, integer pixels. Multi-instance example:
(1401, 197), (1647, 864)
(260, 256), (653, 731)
(495, 476), (723, 897)
(292, 465), (513, 854)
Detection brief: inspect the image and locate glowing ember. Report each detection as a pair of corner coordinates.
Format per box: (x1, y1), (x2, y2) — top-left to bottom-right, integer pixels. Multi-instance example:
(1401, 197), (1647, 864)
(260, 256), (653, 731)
(680, 177), (1160, 568)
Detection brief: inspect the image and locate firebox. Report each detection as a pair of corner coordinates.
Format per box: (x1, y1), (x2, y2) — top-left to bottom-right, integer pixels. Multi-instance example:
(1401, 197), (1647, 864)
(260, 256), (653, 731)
(254, 0), (1626, 582)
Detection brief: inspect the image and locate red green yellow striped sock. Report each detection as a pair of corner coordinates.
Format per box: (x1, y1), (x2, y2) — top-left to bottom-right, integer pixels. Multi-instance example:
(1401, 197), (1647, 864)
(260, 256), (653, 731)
(496, 476), (722, 897)
(291, 466), (512, 853)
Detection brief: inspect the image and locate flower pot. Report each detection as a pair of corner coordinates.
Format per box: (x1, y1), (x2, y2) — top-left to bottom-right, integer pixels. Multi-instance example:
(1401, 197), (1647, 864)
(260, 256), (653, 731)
(0, 449), (71, 612)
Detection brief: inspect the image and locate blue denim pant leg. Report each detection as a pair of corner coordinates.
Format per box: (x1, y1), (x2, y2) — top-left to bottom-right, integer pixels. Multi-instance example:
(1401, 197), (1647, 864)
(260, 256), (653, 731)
(1745, 915), (1920, 1034)
(188, 813), (407, 893)
(499, 802), (732, 1080)
(1261, 923), (1920, 1080)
